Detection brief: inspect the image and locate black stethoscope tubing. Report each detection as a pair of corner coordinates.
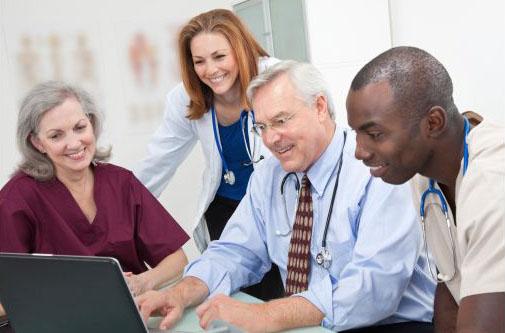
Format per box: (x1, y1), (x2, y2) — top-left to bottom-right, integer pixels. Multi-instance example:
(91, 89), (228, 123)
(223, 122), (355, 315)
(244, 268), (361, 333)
(322, 131), (346, 248)
(280, 130), (347, 261)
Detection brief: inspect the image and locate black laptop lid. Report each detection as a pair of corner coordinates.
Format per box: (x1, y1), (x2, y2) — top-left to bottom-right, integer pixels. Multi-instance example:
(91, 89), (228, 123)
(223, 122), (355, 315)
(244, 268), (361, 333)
(0, 253), (148, 333)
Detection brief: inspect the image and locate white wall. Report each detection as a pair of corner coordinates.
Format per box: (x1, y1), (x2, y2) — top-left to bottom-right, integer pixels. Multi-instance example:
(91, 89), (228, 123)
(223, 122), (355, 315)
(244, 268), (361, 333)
(389, 0), (505, 124)
(304, 0), (505, 125)
(304, 0), (391, 125)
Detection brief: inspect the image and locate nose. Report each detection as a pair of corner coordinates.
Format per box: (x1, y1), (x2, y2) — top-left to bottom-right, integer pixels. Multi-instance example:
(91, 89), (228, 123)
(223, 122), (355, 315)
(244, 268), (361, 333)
(262, 127), (281, 149)
(354, 138), (372, 162)
(205, 60), (219, 76)
(65, 132), (82, 150)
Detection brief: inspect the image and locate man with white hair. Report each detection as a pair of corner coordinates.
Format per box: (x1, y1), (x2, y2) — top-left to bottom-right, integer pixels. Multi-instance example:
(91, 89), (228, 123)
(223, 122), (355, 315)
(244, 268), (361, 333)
(137, 61), (435, 332)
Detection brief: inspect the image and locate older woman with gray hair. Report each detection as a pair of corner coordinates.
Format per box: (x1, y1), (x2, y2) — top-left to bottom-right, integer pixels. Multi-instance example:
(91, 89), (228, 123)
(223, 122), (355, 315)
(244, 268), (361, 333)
(0, 81), (189, 307)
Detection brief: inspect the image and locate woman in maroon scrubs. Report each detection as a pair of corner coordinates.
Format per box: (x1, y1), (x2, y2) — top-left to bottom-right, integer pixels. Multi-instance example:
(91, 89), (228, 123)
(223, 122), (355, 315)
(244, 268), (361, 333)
(0, 81), (190, 303)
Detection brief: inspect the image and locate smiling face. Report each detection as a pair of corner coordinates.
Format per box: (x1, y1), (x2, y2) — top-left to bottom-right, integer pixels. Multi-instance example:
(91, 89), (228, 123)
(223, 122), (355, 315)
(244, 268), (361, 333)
(190, 32), (240, 100)
(252, 74), (333, 173)
(346, 80), (431, 184)
(30, 97), (96, 179)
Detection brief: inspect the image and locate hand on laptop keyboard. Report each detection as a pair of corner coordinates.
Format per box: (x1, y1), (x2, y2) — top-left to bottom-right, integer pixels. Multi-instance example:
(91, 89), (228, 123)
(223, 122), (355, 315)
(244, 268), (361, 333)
(125, 271), (154, 296)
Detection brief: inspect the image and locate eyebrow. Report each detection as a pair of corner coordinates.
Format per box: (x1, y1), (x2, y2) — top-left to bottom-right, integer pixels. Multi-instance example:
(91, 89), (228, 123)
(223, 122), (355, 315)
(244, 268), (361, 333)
(44, 118), (87, 134)
(272, 111), (291, 119)
(255, 111), (290, 124)
(357, 121), (378, 131)
(44, 129), (61, 135)
(192, 49), (229, 59)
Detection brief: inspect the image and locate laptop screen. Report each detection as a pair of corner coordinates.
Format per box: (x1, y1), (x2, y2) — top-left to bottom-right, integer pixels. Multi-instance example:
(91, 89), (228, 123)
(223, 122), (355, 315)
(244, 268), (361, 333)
(0, 253), (148, 333)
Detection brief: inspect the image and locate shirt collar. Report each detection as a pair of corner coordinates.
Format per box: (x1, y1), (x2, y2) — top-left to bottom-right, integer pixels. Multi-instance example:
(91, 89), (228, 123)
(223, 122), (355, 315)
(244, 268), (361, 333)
(305, 127), (347, 197)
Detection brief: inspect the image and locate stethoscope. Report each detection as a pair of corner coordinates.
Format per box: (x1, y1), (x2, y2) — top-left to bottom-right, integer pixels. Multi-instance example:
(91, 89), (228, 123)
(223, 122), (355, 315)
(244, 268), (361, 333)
(211, 105), (263, 186)
(420, 117), (470, 283)
(279, 131), (347, 269)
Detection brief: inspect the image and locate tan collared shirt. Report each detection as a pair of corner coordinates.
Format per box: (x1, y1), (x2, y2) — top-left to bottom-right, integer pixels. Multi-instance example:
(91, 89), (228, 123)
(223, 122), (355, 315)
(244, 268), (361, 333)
(411, 112), (505, 303)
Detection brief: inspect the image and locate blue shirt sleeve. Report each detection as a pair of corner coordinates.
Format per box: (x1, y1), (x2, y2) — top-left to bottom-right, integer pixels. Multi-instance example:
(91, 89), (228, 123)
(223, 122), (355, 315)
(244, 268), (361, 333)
(184, 175), (272, 296)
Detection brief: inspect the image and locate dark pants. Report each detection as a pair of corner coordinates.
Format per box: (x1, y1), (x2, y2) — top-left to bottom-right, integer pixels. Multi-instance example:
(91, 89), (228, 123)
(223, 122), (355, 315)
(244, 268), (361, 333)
(204, 195), (285, 301)
(341, 321), (433, 333)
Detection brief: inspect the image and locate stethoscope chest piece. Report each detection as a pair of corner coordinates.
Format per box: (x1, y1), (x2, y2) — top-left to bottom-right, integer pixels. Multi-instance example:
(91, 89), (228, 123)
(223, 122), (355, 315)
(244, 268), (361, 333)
(316, 247), (332, 268)
(223, 170), (236, 185)
(212, 107), (262, 187)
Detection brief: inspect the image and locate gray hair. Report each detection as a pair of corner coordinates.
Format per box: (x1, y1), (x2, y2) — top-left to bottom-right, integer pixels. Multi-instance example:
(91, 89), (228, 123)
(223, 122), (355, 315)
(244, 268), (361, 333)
(17, 81), (111, 181)
(247, 60), (335, 119)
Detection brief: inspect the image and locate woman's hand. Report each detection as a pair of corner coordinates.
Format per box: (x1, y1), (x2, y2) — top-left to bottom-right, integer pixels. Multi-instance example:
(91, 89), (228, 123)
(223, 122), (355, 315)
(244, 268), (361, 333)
(124, 272), (155, 297)
(125, 248), (188, 296)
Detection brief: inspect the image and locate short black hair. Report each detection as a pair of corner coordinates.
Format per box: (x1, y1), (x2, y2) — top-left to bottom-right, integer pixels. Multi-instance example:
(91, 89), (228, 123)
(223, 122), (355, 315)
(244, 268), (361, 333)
(351, 46), (458, 122)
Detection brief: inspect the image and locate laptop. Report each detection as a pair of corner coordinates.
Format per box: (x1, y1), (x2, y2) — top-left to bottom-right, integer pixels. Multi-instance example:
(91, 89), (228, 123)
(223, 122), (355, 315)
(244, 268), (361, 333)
(0, 253), (172, 333)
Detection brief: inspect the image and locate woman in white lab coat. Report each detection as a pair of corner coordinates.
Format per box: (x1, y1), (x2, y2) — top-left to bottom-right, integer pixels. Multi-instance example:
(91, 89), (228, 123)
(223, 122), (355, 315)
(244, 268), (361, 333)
(135, 9), (282, 300)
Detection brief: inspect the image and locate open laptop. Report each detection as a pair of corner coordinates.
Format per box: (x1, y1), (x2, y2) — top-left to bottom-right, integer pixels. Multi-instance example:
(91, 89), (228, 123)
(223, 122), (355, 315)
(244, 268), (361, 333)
(0, 253), (173, 333)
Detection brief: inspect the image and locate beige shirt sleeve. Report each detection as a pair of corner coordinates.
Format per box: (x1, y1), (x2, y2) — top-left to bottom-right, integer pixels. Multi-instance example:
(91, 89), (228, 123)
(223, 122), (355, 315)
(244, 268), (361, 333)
(457, 121), (505, 299)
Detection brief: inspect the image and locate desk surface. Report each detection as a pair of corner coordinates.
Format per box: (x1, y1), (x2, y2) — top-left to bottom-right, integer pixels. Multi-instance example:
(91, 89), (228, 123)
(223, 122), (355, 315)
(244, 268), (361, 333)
(0, 293), (332, 333)
(149, 292), (332, 333)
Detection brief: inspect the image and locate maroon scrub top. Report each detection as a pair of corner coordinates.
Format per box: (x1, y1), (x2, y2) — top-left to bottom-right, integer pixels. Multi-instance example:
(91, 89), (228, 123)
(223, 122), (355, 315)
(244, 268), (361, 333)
(0, 163), (189, 273)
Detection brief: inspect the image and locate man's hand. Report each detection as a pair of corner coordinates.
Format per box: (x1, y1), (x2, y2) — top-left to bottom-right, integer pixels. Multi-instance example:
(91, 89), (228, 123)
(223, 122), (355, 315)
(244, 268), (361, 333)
(136, 277), (210, 330)
(196, 294), (268, 333)
(136, 289), (186, 330)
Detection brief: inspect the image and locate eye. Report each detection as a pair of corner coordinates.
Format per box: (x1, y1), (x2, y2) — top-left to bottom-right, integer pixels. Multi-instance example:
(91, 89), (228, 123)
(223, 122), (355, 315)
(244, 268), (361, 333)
(193, 59), (203, 65)
(275, 117), (288, 125)
(49, 133), (61, 140)
(367, 132), (383, 141)
(255, 123), (266, 131)
(75, 124), (87, 131)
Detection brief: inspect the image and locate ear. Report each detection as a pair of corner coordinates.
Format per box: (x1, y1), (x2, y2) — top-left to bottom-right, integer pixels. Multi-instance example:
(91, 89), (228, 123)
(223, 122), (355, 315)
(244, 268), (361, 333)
(29, 134), (45, 153)
(423, 106), (448, 138)
(314, 94), (329, 121)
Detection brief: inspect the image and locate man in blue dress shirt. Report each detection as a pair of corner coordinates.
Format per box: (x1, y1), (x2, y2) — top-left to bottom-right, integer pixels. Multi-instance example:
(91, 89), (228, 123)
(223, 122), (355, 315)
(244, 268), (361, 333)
(138, 61), (435, 332)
